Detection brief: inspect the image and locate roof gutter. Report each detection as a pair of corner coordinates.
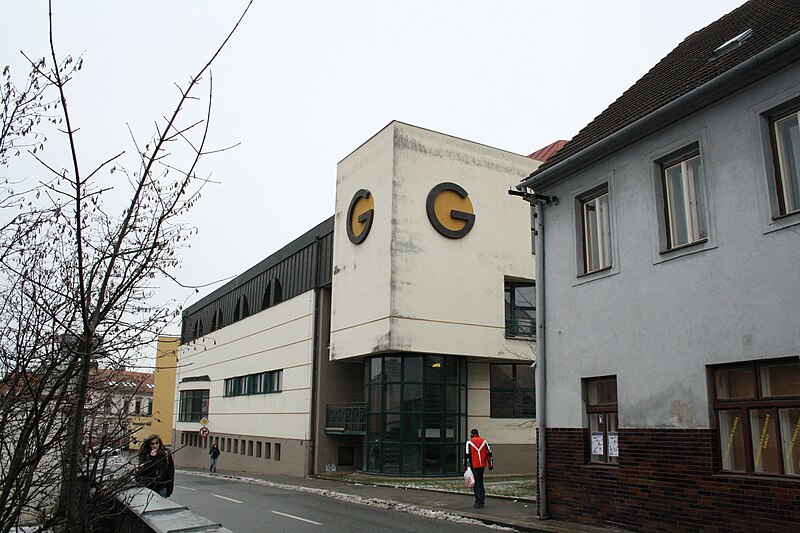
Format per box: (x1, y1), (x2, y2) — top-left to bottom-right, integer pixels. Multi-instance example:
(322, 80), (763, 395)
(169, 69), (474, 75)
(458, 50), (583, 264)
(519, 30), (800, 191)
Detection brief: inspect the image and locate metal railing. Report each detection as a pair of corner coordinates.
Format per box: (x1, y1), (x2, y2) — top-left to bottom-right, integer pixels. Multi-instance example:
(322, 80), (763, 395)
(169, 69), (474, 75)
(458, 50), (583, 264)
(325, 403), (366, 434)
(505, 317), (536, 338)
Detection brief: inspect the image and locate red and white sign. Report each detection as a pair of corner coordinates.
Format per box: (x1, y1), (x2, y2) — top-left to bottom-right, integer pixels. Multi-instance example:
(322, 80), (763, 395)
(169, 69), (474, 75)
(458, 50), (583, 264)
(198, 427), (209, 438)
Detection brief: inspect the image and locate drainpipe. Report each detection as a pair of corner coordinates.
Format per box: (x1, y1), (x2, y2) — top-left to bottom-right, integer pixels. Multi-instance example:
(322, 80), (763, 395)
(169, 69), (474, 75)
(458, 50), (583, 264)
(533, 198), (548, 519)
(309, 236), (322, 476)
(508, 186), (555, 519)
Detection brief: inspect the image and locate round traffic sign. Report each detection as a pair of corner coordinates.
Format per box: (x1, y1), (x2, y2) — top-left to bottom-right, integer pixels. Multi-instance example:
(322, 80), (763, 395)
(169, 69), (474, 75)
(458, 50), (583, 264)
(198, 427), (209, 438)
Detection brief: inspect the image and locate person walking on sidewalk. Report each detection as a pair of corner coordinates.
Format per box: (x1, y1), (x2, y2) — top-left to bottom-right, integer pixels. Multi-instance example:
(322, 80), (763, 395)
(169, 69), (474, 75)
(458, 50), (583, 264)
(464, 428), (493, 508)
(209, 443), (221, 472)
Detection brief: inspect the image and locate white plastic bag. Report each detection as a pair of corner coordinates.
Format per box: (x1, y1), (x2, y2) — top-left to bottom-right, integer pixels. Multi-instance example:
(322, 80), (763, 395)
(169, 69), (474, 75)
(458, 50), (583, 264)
(464, 467), (475, 488)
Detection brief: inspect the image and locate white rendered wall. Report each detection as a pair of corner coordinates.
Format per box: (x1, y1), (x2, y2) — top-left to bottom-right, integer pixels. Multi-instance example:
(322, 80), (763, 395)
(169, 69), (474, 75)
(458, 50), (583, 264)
(175, 291), (315, 441)
(538, 65), (800, 430)
(331, 122), (540, 361)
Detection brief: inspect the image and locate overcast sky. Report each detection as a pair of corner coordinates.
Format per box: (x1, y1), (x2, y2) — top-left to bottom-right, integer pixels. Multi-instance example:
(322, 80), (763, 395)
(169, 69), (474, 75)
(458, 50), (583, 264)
(3, 0), (747, 336)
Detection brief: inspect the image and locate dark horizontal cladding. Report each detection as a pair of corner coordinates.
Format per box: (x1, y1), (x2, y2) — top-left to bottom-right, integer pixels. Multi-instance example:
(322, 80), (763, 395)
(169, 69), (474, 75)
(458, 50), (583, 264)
(180, 216), (334, 343)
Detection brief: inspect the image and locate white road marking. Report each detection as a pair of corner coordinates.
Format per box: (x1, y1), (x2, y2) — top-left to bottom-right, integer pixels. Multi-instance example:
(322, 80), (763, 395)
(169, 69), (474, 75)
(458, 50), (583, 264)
(211, 493), (242, 503)
(175, 485), (197, 491)
(271, 510), (322, 526)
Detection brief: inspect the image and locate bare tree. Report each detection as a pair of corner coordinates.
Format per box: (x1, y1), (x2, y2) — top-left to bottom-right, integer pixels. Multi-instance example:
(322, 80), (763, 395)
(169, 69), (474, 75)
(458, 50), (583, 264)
(0, 1), (251, 530)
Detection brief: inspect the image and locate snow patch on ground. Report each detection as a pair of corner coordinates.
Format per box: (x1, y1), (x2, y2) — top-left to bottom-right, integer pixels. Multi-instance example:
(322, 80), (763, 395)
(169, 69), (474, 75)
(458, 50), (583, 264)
(179, 470), (515, 530)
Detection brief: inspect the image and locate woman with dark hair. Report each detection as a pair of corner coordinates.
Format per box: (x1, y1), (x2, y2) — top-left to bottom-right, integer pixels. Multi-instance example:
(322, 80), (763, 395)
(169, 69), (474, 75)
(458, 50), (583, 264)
(136, 434), (174, 498)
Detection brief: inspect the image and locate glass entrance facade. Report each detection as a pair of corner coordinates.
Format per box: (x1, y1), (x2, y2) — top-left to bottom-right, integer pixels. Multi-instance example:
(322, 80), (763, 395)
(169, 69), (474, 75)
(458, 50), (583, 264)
(364, 354), (467, 475)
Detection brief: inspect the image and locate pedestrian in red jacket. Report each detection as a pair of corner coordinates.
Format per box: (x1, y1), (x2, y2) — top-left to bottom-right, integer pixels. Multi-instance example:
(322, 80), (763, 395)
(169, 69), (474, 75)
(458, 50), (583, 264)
(464, 428), (493, 508)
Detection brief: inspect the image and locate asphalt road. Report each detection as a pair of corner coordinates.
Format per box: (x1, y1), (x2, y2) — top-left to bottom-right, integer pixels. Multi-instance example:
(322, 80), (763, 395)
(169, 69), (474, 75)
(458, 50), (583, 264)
(170, 472), (506, 532)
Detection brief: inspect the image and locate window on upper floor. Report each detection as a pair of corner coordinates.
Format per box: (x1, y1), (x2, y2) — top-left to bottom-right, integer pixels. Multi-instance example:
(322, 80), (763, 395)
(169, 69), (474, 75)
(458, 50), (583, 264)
(224, 369), (282, 397)
(580, 186), (612, 274)
(713, 359), (800, 477)
(233, 295), (249, 322)
(585, 376), (618, 465)
(658, 145), (708, 250)
(504, 280), (535, 339)
(770, 106), (800, 217)
(262, 278), (283, 310)
(490, 363), (535, 418)
(178, 389), (209, 422)
(210, 308), (223, 332)
(192, 319), (203, 339)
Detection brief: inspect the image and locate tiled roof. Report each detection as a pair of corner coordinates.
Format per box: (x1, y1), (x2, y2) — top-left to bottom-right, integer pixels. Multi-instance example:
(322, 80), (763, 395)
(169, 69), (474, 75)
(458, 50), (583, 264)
(528, 140), (567, 163)
(93, 368), (154, 390)
(533, 0), (800, 176)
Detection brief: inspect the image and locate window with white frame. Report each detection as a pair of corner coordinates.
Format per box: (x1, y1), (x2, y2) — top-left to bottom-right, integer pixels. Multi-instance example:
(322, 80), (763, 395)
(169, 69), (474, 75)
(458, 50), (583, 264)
(580, 187), (612, 274)
(659, 146), (707, 250)
(770, 107), (800, 217)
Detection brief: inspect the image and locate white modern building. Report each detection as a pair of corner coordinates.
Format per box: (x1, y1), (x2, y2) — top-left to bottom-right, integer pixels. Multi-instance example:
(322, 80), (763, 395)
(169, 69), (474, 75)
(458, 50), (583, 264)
(174, 122), (542, 476)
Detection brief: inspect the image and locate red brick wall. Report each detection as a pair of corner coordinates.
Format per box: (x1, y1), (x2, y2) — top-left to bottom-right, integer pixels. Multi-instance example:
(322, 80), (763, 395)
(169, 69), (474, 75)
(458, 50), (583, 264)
(542, 428), (800, 532)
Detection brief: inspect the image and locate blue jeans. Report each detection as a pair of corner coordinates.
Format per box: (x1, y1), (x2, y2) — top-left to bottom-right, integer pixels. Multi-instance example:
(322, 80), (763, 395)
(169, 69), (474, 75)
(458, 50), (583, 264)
(155, 487), (168, 498)
(210, 457), (217, 471)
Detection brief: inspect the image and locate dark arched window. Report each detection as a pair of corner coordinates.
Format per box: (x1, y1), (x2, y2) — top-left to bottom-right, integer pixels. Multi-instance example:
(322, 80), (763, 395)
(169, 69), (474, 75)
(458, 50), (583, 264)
(262, 278), (283, 310)
(193, 319), (203, 339)
(233, 295), (250, 322)
(211, 309), (223, 332)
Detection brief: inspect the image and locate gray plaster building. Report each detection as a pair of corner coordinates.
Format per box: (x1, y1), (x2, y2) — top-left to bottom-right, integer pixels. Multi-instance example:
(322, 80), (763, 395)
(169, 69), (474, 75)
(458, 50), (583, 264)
(517, 0), (800, 530)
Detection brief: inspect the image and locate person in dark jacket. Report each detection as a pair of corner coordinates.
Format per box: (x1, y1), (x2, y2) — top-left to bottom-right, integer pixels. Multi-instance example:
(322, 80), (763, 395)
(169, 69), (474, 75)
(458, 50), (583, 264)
(464, 428), (493, 508)
(136, 434), (174, 497)
(209, 443), (220, 472)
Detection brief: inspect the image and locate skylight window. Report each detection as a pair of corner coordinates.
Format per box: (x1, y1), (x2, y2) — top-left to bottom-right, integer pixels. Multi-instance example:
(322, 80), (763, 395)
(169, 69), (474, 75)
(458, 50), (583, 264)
(712, 28), (753, 59)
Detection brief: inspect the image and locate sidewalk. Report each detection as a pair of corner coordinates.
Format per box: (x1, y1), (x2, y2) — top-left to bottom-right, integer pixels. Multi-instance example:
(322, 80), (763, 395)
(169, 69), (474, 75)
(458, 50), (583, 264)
(177, 467), (629, 533)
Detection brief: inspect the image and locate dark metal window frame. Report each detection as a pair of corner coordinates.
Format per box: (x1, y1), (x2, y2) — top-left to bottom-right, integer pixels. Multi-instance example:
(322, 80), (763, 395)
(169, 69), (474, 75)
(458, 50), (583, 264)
(712, 359), (800, 477)
(224, 369), (283, 397)
(178, 389), (209, 422)
(364, 354), (467, 476)
(490, 363), (535, 418)
(504, 280), (536, 339)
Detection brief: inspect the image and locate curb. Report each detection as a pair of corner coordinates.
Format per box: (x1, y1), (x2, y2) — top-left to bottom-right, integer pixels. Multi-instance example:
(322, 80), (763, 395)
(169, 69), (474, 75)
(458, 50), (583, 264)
(314, 475), (538, 504)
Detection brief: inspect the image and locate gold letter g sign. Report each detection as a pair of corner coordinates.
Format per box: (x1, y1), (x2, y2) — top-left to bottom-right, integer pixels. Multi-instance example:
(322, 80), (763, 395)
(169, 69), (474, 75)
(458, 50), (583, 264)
(426, 182), (475, 239)
(347, 189), (374, 244)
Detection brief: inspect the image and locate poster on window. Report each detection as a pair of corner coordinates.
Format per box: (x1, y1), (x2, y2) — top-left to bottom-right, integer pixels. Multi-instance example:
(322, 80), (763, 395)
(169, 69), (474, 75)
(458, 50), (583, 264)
(591, 431), (604, 455)
(608, 432), (619, 457)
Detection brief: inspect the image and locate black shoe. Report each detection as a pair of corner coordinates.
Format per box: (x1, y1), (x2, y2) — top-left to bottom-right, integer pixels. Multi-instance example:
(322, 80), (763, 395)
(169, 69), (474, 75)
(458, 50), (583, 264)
(473, 503), (480, 508)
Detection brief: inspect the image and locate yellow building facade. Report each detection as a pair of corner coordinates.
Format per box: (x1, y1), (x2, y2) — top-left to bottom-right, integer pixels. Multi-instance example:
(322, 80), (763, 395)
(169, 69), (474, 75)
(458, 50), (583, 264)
(151, 335), (179, 448)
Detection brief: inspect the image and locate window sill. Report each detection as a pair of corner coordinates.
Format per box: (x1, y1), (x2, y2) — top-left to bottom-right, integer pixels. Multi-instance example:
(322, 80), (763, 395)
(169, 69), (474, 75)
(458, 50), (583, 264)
(577, 265), (612, 278)
(582, 462), (619, 470)
(572, 264), (619, 286)
(661, 237), (708, 254)
(653, 236), (717, 265)
(710, 472), (800, 484)
(764, 209), (800, 234)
